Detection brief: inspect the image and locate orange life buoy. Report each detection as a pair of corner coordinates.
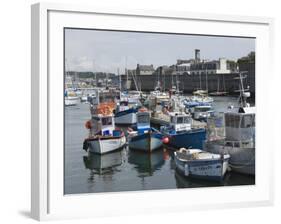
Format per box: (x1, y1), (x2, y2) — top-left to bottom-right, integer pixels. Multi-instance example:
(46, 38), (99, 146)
(85, 120), (92, 129)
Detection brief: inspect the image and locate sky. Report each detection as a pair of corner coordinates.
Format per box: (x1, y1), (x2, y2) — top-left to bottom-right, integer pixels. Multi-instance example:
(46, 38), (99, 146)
(65, 28), (255, 74)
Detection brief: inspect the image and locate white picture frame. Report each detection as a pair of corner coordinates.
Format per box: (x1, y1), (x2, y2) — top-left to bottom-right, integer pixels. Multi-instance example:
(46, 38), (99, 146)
(31, 2), (274, 221)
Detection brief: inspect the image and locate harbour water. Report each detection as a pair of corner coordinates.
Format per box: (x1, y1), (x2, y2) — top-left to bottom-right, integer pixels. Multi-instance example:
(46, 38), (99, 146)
(64, 96), (255, 195)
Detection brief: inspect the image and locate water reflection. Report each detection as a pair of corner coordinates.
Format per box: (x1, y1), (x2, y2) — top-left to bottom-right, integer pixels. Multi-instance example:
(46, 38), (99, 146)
(128, 148), (165, 177)
(175, 168), (255, 188)
(83, 149), (124, 176)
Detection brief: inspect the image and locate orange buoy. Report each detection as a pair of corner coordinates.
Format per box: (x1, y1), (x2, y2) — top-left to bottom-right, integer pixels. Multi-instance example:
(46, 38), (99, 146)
(85, 120), (92, 129)
(162, 136), (170, 144)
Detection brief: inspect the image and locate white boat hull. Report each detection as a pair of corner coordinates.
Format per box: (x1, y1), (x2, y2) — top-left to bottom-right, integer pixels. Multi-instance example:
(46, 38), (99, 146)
(174, 152), (229, 181)
(87, 136), (126, 154)
(193, 111), (212, 120)
(65, 96), (80, 106)
(205, 141), (255, 175)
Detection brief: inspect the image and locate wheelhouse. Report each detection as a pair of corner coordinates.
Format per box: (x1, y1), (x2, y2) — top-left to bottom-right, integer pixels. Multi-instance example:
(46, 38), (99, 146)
(224, 111), (255, 141)
(169, 113), (192, 132)
(91, 114), (115, 135)
(137, 111), (151, 133)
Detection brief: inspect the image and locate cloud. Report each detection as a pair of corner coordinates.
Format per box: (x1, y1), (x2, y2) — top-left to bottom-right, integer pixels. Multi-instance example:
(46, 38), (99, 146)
(65, 29), (255, 74)
(66, 56), (93, 72)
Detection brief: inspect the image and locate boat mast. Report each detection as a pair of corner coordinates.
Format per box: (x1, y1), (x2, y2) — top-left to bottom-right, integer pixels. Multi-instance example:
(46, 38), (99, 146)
(205, 66), (208, 92)
(118, 68), (121, 91)
(199, 72), (202, 90)
(217, 75), (220, 92)
(163, 67), (166, 92)
(172, 68), (174, 88)
(223, 74), (226, 93)
(239, 72), (246, 107)
(236, 71), (249, 107)
(131, 70), (140, 92)
(125, 56), (128, 90)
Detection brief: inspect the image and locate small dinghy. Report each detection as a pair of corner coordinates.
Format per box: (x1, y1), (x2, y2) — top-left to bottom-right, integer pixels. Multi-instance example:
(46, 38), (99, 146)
(174, 148), (230, 181)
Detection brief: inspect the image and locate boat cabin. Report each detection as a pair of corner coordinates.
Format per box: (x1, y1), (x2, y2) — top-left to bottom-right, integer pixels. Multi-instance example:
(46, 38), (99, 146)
(91, 114), (115, 136)
(116, 100), (129, 112)
(192, 105), (214, 120)
(169, 113), (192, 133)
(193, 105), (212, 112)
(224, 110), (255, 141)
(136, 111), (151, 134)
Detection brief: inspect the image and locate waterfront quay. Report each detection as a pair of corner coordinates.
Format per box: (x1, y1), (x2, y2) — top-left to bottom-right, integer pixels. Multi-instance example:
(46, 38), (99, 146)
(122, 72), (255, 95)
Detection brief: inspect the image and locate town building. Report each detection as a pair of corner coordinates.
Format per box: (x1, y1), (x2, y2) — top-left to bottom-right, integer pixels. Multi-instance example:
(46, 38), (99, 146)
(136, 64), (155, 75)
(190, 58), (237, 75)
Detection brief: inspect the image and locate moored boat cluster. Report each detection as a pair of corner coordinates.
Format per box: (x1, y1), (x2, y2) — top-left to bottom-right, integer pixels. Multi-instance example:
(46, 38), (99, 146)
(79, 72), (255, 182)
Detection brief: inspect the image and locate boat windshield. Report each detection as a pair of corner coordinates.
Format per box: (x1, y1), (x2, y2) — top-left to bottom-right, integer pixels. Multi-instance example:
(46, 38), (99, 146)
(241, 114), (255, 128)
(176, 116), (191, 124)
(194, 107), (211, 112)
(120, 101), (128, 106)
(102, 117), (113, 126)
(225, 114), (241, 128)
(137, 114), (150, 124)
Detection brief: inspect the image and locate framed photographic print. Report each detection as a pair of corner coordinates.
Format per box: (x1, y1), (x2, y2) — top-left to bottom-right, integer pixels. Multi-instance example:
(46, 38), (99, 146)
(31, 2), (274, 221)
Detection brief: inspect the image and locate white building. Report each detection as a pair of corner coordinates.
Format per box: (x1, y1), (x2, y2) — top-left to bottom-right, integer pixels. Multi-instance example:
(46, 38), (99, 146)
(190, 58), (234, 75)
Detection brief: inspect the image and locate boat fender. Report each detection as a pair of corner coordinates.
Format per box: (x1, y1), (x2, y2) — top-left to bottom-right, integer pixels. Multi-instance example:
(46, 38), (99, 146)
(162, 136), (170, 144)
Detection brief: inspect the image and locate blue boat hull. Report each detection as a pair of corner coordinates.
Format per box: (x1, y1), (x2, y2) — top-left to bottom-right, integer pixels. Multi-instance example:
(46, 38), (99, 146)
(164, 129), (206, 149)
(129, 132), (163, 152)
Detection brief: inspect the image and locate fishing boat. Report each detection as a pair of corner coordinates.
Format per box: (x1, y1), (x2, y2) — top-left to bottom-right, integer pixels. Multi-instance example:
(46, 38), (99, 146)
(190, 95), (214, 104)
(160, 112), (206, 149)
(209, 74), (228, 96)
(182, 95), (213, 112)
(190, 105), (215, 121)
(174, 148), (230, 181)
(64, 89), (80, 106)
(80, 88), (97, 103)
(128, 109), (163, 152)
(193, 89), (208, 96)
(205, 72), (255, 175)
(64, 69), (81, 106)
(83, 108), (126, 154)
(209, 91), (228, 96)
(83, 90), (126, 154)
(114, 99), (138, 125)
